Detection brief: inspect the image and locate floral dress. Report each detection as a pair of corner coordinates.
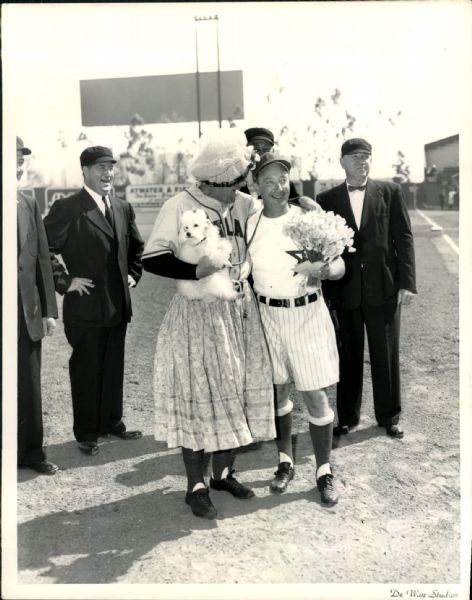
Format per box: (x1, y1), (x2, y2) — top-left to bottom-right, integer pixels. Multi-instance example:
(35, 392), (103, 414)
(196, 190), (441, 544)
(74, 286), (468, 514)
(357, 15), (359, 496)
(143, 185), (275, 452)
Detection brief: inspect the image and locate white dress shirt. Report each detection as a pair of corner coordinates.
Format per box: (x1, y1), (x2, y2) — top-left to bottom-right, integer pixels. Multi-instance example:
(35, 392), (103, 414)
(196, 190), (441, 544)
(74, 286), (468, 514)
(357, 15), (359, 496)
(84, 183), (110, 215)
(346, 180), (367, 229)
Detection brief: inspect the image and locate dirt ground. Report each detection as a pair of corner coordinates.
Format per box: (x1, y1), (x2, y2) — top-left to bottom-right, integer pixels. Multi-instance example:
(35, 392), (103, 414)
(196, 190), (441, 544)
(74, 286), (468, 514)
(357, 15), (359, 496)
(10, 210), (465, 597)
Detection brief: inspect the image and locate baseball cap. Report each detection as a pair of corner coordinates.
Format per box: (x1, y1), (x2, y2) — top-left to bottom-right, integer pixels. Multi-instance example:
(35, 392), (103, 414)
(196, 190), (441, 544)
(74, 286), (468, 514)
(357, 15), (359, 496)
(253, 152), (291, 178)
(341, 138), (372, 156)
(17, 137), (32, 156)
(244, 127), (275, 147)
(80, 146), (117, 167)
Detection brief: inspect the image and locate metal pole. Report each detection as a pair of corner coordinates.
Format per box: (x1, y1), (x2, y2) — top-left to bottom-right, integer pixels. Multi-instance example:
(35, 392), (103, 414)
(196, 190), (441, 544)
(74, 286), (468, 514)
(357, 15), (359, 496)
(215, 15), (222, 128)
(196, 15), (221, 130)
(194, 17), (202, 138)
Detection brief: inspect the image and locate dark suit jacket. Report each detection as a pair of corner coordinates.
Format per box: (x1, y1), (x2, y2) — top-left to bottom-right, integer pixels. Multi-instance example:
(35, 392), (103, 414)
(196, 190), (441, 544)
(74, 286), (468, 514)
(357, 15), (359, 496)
(43, 189), (144, 326)
(317, 179), (416, 309)
(18, 191), (58, 342)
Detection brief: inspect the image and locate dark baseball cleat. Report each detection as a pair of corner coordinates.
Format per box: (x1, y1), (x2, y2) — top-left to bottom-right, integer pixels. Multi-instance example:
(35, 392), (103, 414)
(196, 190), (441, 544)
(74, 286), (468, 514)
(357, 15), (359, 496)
(317, 473), (339, 506)
(269, 462), (294, 494)
(210, 470), (255, 499)
(185, 488), (217, 519)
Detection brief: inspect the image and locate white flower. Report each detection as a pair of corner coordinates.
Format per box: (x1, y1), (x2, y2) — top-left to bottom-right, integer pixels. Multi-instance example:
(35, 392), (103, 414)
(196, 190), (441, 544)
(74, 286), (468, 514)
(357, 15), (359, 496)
(283, 207), (356, 262)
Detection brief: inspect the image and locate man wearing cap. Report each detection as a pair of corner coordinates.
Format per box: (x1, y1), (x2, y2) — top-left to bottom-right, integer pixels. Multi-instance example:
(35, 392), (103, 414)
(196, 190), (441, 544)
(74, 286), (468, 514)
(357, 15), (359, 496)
(242, 127), (308, 204)
(17, 137), (59, 474)
(44, 146), (144, 456)
(143, 131), (275, 519)
(246, 152), (345, 505)
(317, 138), (416, 439)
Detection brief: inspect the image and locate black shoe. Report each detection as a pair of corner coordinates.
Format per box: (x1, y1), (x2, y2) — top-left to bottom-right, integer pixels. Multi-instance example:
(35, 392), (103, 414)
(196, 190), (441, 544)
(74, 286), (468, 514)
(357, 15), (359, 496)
(185, 488), (217, 518)
(20, 460), (58, 475)
(333, 425), (350, 436)
(210, 469), (255, 499)
(105, 429), (143, 440)
(386, 424), (404, 439)
(317, 473), (339, 506)
(78, 441), (99, 456)
(269, 462), (294, 494)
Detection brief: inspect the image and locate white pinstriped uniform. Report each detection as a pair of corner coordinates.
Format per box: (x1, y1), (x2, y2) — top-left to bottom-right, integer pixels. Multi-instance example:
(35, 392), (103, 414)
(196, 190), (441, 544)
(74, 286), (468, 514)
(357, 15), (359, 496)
(247, 206), (339, 391)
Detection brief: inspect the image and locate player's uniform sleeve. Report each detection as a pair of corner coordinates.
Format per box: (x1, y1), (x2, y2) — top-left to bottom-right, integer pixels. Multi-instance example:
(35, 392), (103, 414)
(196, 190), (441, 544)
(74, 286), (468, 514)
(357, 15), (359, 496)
(143, 196), (181, 259)
(142, 195), (198, 280)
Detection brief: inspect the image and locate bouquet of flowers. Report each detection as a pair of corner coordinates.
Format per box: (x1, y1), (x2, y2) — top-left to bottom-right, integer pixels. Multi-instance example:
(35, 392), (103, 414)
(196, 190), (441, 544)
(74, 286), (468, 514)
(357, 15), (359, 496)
(283, 205), (356, 264)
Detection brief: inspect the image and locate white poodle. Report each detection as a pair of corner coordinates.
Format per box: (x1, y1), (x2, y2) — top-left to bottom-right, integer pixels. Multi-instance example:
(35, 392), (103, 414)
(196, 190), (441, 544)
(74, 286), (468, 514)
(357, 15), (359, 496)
(176, 208), (238, 301)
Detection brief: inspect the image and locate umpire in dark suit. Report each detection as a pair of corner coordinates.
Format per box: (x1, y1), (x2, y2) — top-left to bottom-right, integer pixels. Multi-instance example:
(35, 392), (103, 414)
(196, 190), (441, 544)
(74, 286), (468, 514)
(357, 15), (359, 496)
(17, 137), (59, 474)
(317, 138), (416, 439)
(44, 146), (144, 455)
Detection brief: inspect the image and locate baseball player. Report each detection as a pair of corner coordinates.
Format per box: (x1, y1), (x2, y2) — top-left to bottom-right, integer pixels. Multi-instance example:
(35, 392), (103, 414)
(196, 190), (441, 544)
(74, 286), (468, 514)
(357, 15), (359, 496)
(246, 153), (344, 505)
(142, 132), (276, 519)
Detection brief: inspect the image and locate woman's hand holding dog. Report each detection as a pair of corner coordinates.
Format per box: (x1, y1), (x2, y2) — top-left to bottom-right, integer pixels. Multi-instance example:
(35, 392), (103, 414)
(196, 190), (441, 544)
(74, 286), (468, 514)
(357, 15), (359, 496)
(196, 255), (229, 280)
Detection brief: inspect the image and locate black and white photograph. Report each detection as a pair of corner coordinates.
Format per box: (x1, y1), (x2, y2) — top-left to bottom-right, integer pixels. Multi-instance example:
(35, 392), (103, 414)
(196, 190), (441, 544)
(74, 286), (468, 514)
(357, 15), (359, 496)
(2, 2), (471, 599)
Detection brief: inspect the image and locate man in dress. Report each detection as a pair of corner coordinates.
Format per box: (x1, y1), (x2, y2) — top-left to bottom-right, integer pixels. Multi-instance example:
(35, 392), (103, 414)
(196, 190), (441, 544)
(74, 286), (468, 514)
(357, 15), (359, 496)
(317, 138), (416, 439)
(44, 146), (144, 455)
(142, 131), (276, 519)
(247, 153), (345, 505)
(17, 136), (58, 474)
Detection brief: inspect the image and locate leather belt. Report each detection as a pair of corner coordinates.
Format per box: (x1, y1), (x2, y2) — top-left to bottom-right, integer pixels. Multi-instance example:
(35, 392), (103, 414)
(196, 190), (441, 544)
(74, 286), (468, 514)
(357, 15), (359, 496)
(257, 292), (319, 308)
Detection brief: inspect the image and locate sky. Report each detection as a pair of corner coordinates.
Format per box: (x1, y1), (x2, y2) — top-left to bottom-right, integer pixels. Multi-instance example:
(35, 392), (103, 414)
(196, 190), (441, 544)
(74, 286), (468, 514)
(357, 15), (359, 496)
(2, 1), (471, 185)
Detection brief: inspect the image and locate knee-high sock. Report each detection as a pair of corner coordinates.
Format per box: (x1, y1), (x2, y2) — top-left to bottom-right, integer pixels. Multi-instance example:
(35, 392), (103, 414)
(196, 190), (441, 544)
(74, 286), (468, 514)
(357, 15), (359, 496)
(182, 447), (205, 492)
(275, 401), (294, 462)
(308, 410), (334, 475)
(212, 449), (236, 480)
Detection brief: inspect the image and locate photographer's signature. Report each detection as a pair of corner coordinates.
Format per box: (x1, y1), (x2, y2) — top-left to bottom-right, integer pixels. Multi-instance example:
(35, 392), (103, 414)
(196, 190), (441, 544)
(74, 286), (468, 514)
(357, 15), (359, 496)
(390, 590), (458, 599)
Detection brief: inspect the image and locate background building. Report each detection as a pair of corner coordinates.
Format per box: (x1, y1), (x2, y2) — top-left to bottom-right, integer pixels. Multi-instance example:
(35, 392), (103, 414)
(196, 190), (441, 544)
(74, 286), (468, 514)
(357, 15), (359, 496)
(419, 134), (459, 209)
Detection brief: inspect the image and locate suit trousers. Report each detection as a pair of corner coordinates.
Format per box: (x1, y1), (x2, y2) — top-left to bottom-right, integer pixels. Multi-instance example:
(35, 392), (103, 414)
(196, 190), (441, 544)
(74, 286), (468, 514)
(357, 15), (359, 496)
(18, 303), (45, 465)
(64, 321), (127, 442)
(335, 302), (401, 427)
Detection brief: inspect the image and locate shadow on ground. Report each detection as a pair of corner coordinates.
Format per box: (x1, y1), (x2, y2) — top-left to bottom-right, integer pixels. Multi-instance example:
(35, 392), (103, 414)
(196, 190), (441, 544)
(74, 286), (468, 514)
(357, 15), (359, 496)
(331, 425), (385, 450)
(18, 432), (322, 583)
(17, 436), (169, 480)
(18, 486), (205, 583)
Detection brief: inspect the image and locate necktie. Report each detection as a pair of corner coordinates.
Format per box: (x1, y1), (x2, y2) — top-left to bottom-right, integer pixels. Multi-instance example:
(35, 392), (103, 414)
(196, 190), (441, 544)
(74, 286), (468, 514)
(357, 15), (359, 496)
(347, 184), (366, 192)
(102, 196), (113, 227)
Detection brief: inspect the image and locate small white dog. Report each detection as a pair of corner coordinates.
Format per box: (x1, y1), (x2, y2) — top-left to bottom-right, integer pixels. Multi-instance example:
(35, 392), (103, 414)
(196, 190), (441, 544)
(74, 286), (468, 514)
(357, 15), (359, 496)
(176, 208), (238, 301)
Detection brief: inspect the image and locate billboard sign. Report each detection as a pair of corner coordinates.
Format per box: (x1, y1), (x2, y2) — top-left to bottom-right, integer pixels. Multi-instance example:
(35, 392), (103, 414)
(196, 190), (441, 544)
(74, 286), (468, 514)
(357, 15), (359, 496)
(80, 71), (244, 126)
(41, 185), (189, 214)
(45, 188), (80, 213)
(125, 184), (190, 208)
